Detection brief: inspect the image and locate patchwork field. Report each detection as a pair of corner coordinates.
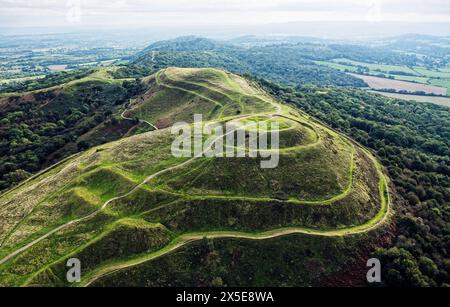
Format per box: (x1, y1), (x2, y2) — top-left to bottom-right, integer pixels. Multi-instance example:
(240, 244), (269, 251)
(428, 79), (450, 93)
(368, 91), (450, 107)
(331, 58), (418, 75)
(349, 73), (447, 95)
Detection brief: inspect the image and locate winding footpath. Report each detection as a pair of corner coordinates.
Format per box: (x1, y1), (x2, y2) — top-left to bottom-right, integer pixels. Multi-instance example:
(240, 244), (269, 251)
(79, 143), (390, 287)
(0, 70), (392, 287)
(120, 107), (159, 130)
(0, 113), (276, 267)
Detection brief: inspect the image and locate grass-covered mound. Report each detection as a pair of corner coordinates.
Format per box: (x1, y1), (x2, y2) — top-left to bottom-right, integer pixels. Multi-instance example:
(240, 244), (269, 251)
(0, 68), (391, 287)
(25, 218), (173, 287)
(124, 67), (277, 127)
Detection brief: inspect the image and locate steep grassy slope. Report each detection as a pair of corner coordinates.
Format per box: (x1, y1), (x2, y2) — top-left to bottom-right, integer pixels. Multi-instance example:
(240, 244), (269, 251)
(124, 67), (276, 128)
(0, 68), (392, 287)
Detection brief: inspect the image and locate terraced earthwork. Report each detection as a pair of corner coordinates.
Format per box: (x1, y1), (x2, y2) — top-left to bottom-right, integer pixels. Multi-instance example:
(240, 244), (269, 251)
(0, 68), (392, 287)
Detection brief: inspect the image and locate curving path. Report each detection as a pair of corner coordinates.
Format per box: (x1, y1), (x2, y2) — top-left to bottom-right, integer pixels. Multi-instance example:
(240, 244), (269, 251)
(120, 107), (158, 130)
(80, 151), (390, 287)
(0, 70), (392, 287)
(0, 115), (277, 267)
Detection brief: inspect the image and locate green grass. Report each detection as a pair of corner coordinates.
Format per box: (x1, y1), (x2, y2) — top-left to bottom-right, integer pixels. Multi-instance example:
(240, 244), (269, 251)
(0, 67), (392, 287)
(412, 67), (450, 79)
(428, 78), (450, 93)
(369, 91), (450, 107)
(317, 59), (450, 96)
(0, 75), (45, 84)
(387, 75), (430, 83)
(84, 234), (366, 287)
(23, 218), (173, 287)
(79, 152), (390, 287)
(331, 58), (418, 75)
(78, 167), (138, 202)
(151, 140), (352, 201)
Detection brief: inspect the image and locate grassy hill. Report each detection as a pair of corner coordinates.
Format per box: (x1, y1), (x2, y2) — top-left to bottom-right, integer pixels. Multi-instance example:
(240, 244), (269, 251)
(0, 68), (392, 287)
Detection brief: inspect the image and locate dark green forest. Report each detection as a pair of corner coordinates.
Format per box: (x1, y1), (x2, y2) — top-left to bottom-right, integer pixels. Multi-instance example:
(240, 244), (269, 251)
(259, 79), (450, 287)
(0, 79), (145, 190)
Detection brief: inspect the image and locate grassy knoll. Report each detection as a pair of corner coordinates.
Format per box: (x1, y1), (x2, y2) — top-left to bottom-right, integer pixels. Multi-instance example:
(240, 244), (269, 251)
(0, 68), (392, 287)
(87, 233), (380, 287)
(125, 68), (277, 127)
(313, 60), (363, 74)
(412, 67), (450, 79)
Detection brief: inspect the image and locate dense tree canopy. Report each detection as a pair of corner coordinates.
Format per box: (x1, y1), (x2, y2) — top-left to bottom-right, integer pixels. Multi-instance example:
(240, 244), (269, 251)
(0, 78), (145, 191)
(260, 79), (449, 287)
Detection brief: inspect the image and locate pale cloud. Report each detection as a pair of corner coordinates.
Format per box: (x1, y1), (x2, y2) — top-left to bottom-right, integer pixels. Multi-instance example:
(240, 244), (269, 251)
(1, 0), (449, 27)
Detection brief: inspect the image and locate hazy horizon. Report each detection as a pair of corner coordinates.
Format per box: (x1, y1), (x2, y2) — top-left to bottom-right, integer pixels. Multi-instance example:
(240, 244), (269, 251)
(1, 0), (450, 38)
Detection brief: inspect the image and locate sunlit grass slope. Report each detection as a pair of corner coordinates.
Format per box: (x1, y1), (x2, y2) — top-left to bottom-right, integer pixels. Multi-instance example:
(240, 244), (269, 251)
(0, 68), (391, 287)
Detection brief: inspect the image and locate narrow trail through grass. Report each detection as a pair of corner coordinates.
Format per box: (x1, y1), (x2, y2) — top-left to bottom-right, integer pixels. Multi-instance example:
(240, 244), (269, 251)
(80, 154), (390, 287)
(121, 107), (158, 130)
(0, 68), (392, 287)
(0, 113), (275, 266)
(155, 70), (223, 108)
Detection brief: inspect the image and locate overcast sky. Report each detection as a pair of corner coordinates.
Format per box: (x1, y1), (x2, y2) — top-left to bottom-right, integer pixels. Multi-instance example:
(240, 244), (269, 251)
(1, 0), (449, 30)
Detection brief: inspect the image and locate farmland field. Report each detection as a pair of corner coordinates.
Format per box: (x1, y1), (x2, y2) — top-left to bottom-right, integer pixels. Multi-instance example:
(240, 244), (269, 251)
(0, 75), (45, 85)
(313, 60), (359, 73)
(331, 58), (418, 75)
(317, 58), (450, 95)
(412, 67), (450, 79)
(428, 78), (450, 92)
(368, 90), (450, 107)
(350, 73), (448, 95)
(389, 75), (430, 83)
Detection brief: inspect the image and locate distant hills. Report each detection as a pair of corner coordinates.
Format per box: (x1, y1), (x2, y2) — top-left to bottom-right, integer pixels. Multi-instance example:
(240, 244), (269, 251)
(142, 36), (225, 52)
(133, 36), (367, 88)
